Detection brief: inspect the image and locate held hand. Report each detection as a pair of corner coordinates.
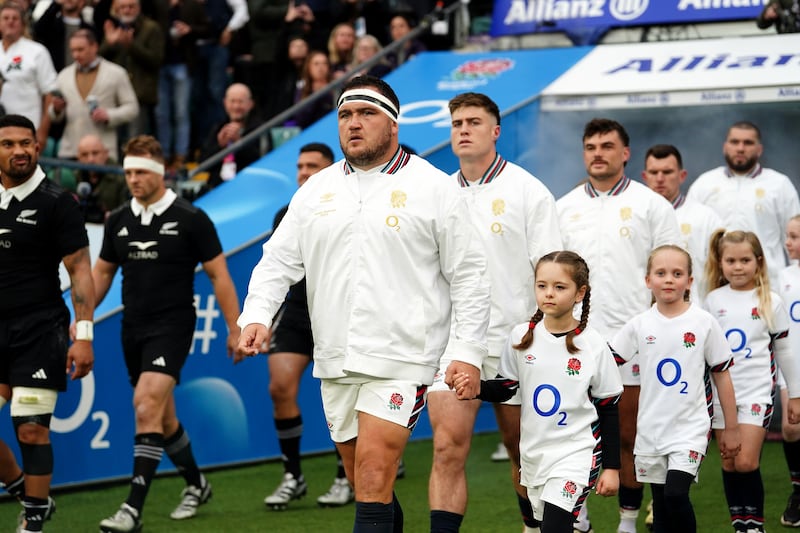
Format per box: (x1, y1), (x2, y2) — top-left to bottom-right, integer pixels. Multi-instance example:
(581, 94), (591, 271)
(445, 361), (480, 399)
(452, 372), (478, 400)
(91, 107), (109, 123)
(235, 324), (270, 361)
(595, 469), (619, 496)
(226, 325), (242, 362)
(66, 341), (94, 380)
(788, 398), (800, 425)
(52, 96), (66, 114)
(718, 426), (742, 460)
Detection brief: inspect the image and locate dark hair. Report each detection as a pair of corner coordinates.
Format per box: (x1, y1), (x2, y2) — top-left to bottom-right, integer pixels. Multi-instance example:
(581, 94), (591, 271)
(300, 142), (334, 163)
(448, 92), (501, 126)
(123, 135), (165, 163)
(514, 251), (591, 355)
(583, 118), (630, 147)
(341, 75), (400, 114)
(644, 144), (683, 168)
(70, 28), (98, 45)
(728, 121), (762, 143)
(391, 12), (418, 29)
(0, 114), (36, 137)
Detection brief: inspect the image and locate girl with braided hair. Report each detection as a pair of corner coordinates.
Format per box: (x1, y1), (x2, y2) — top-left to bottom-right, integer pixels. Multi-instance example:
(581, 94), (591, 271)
(612, 244), (740, 532)
(454, 250), (622, 533)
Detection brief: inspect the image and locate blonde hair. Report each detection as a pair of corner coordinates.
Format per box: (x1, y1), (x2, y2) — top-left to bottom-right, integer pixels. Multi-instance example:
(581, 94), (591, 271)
(647, 245), (692, 304)
(514, 251), (590, 354)
(706, 229), (774, 329)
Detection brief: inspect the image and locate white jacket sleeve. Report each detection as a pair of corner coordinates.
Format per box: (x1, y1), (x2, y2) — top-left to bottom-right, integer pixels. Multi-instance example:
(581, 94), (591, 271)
(439, 194), (490, 369)
(237, 203), (306, 329)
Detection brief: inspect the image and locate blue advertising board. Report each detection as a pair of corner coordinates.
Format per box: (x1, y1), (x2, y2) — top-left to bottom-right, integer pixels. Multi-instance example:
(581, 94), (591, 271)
(491, 0), (767, 38)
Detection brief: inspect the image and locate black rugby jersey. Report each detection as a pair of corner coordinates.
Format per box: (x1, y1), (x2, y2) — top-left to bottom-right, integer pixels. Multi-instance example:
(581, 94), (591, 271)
(100, 196), (222, 322)
(0, 176), (88, 317)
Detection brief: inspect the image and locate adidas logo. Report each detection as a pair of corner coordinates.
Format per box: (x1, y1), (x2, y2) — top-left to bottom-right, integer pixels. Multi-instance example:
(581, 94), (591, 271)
(152, 356), (166, 367)
(117, 226), (129, 237)
(132, 475), (146, 486)
(32, 368), (47, 379)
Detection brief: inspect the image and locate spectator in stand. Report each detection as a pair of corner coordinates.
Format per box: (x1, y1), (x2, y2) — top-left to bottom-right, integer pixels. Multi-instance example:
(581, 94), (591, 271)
(0, 2), (58, 148)
(245, 0), (289, 120)
(99, 0), (164, 138)
(190, 0), (249, 155)
(155, 0), (210, 175)
(349, 34), (391, 78)
(331, 0), (390, 44)
(33, 0), (95, 72)
(757, 0), (799, 33)
(201, 82), (262, 191)
(271, 32), (309, 126)
(33, 0), (96, 73)
(328, 21), (355, 79)
(291, 49), (334, 128)
(74, 133), (128, 223)
(385, 12), (425, 68)
(50, 29), (139, 160)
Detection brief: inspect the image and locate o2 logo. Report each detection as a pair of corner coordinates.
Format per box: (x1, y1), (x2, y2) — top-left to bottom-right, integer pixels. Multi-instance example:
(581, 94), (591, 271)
(656, 358), (688, 394)
(790, 301), (800, 323)
(398, 100), (451, 128)
(50, 371), (110, 449)
(726, 328), (752, 359)
(532, 384), (568, 426)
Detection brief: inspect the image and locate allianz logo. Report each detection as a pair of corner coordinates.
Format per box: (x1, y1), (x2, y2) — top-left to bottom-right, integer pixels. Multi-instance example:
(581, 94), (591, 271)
(503, 0), (648, 24)
(606, 53), (797, 74)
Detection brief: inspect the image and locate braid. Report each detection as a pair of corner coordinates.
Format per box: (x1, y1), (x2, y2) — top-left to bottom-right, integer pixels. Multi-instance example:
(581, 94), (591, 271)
(514, 309), (543, 350)
(565, 286), (590, 354)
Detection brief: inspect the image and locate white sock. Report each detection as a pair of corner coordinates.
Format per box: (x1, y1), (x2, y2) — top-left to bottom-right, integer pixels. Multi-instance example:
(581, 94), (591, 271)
(574, 502), (591, 529)
(522, 526), (540, 533)
(618, 507), (639, 533)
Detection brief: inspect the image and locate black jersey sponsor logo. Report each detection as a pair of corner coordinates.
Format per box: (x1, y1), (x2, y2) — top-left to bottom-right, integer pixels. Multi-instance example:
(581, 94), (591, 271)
(16, 209), (37, 225)
(0, 228), (9, 248)
(128, 240), (159, 260)
(159, 221), (179, 235)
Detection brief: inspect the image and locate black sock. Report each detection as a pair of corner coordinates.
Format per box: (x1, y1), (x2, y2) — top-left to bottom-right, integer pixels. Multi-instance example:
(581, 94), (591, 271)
(5, 472), (24, 499)
(354, 501), (394, 533)
(784, 439), (800, 494)
(336, 449), (346, 479)
(275, 416), (303, 479)
(619, 483), (644, 510)
(22, 496), (48, 532)
(430, 509), (463, 533)
(722, 470), (744, 531)
(164, 424), (203, 488)
(664, 470), (696, 533)
(392, 492), (403, 533)
(126, 433), (164, 512)
(739, 469), (764, 531)
(542, 501), (576, 532)
(651, 483), (667, 533)
(517, 492), (539, 527)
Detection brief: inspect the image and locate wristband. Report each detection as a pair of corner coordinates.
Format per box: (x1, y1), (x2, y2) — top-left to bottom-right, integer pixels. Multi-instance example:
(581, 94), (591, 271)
(76, 320), (94, 341)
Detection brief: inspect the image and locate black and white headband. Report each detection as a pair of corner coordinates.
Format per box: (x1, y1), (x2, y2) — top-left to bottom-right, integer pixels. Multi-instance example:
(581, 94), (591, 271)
(337, 88), (399, 122)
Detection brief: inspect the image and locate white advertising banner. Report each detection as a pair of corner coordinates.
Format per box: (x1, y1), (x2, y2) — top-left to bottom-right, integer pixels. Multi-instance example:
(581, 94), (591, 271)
(541, 34), (800, 110)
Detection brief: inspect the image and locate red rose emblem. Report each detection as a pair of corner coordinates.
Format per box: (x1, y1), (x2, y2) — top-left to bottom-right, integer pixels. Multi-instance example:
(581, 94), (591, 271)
(564, 481), (577, 495)
(12, 56), (21, 63)
(388, 392), (404, 410)
(751, 307), (760, 320)
(683, 332), (696, 348)
(566, 357), (581, 375)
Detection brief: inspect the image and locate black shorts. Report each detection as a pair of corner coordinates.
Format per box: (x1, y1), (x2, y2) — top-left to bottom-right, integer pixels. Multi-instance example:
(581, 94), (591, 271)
(270, 309), (313, 357)
(0, 307), (69, 391)
(122, 318), (194, 386)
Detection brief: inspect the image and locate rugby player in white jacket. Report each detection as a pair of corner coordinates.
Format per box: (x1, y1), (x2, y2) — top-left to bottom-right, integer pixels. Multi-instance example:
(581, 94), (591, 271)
(556, 118), (681, 533)
(237, 76), (490, 533)
(428, 92), (562, 533)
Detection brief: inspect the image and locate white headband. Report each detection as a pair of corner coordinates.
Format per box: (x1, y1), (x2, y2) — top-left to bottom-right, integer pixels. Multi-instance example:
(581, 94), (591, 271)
(123, 156), (165, 176)
(337, 88), (399, 122)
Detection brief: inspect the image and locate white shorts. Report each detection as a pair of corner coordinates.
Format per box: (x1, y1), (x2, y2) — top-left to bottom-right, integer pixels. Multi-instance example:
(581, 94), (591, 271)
(711, 401), (772, 430)
(429, 354), (521, 405)
(619, 354), (641, 386)
(634, 450), (703, 484)
(320, 378), (427, 443)
(526, 477), (587, 520)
